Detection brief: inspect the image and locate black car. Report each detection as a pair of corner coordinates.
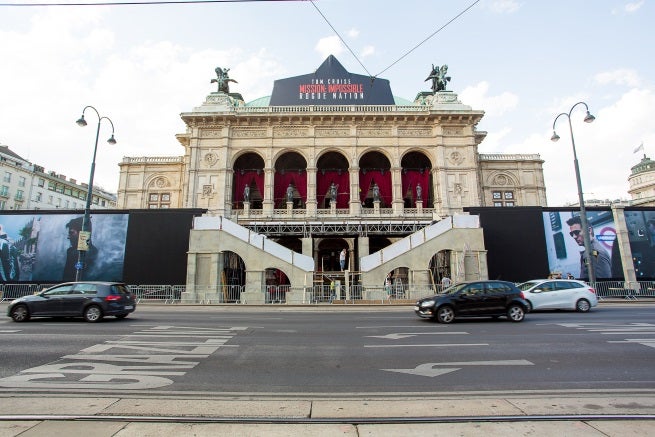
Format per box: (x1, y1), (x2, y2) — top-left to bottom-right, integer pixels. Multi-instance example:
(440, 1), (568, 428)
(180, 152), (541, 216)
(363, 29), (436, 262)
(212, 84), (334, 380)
(414, 280), (528, 323)
(7, 282), (136, 323)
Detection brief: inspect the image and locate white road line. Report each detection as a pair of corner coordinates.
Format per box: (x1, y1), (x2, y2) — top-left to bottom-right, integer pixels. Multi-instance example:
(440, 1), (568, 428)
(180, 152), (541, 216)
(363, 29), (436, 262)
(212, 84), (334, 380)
(365, 343), (488, 348)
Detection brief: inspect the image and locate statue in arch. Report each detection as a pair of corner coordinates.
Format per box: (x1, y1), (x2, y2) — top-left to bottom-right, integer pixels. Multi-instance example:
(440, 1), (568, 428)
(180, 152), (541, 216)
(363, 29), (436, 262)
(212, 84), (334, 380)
(416, 183), (422, 201)
(211, 66), (238, 94)
(243, 184), (250, 202)
(425, 64), (451, 93)
(373, 183), (380, 202)
(329, 182), (338, 202)
(286, 184), (294, 203)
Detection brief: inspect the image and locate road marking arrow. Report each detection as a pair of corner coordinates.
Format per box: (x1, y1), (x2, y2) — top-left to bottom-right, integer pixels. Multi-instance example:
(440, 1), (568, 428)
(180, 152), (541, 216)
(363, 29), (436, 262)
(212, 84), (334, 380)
(383, 360), (533, 377)
(367, 332), (467, 339)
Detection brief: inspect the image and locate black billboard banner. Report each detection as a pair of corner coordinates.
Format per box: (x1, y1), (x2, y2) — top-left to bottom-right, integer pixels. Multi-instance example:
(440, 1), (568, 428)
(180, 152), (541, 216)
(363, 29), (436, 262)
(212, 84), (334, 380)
(269, 55), (395, 106)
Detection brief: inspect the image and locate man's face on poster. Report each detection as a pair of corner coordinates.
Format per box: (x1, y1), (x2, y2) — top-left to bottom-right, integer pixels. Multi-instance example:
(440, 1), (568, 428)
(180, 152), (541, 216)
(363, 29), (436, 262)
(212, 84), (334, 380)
(68, 227), (79, 247)
(569, 223), (587, 247)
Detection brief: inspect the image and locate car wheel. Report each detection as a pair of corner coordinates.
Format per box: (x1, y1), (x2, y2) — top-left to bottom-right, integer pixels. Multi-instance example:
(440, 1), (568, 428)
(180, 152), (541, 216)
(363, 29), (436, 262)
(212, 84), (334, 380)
(10, 305), (30, 322)
(436, 306), (455, 324)
(83, 305), (103, 323)
(507, 304), (525, 322)
(115, 314), (128, 319)
(576, 299), (591, 313)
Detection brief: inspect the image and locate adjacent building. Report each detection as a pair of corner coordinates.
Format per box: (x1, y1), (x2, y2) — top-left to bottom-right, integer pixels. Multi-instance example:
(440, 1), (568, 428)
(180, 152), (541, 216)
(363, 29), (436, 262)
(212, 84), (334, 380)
(0, 144), (116, 211)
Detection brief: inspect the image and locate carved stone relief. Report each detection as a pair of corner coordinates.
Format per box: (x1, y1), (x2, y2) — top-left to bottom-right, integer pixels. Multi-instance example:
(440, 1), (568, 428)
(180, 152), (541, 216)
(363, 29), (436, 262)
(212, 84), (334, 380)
(449, 151), (465, 166)
(149, 176), (169, 188)
(204, 152), (219, 167)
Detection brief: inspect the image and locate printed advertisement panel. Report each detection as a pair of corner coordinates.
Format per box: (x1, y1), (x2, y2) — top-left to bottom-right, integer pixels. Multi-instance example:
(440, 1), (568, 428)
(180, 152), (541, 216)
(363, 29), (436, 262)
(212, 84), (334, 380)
(0, 213), (128, 283)
(542, 210), (619, 280)
(623, 210), (655, 279)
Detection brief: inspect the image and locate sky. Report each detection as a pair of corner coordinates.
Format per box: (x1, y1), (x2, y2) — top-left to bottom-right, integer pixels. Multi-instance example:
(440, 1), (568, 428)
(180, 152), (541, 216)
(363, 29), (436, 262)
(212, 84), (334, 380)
(0, 0), (653, 206)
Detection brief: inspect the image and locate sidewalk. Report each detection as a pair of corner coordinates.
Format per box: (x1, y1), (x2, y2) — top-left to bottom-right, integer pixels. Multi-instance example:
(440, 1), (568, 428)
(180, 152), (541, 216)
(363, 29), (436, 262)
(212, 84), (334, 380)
(1, 394), (654, 436)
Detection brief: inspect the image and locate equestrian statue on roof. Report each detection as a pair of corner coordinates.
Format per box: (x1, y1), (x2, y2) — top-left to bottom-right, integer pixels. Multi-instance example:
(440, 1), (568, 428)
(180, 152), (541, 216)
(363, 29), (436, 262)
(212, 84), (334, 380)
(425, 64), (451, 93)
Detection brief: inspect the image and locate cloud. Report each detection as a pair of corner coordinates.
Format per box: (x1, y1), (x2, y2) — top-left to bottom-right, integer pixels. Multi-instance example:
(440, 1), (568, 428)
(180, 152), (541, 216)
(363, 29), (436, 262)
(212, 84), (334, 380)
(360, 45), (375, 57)
(594, 69), (641, 87)
(541, 88), (655, 205)
(315, 35), (344, 59)
(460, 81), (519, 117)
(0, 8), (286, 193)
(347, 28), (359, 38)
(489, 0), (522, 13)
(625, 1), (645, 13)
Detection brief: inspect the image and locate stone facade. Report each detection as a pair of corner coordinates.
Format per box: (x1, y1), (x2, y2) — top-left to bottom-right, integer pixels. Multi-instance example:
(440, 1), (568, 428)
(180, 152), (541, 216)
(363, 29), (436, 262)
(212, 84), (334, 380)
(116, 60), (546, 300)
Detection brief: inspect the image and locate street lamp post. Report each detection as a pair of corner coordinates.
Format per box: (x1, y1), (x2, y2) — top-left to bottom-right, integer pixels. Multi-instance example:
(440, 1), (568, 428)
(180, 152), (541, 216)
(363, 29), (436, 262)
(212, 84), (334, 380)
(551, 101), (596, 284)
(75, 105), (116, 281)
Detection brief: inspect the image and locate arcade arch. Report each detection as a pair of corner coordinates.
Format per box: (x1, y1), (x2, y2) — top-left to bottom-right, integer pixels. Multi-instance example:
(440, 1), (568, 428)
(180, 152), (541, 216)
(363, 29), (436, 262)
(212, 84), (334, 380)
(401, 151), (432, 207)
(233, 152), (265, 209)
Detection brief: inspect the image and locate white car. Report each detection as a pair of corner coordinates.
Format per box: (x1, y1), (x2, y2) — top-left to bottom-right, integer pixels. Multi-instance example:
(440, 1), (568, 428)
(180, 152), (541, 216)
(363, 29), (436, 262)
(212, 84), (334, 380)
(517, 279), (598, 312)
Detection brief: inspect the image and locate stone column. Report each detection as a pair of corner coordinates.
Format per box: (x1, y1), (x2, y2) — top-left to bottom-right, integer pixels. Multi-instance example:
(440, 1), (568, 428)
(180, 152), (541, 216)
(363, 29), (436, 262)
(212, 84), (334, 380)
(391, 167), (403, 215)
(306, 166), (317, 217)
(612, 205), (638, 287)
(432, 167), (444, 219)
(262, 168), (275, 217)
(349, 166), (361, 215)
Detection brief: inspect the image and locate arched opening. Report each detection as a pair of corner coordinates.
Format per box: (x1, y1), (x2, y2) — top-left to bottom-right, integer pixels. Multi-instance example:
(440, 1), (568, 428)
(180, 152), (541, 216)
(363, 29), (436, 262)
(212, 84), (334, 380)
(265, 267), (290, 303)
(316, 152), (349, 208)
(220, 251), (245, 303)
(429, 250), (452, 291)
(401, 151), (432, 207)
(274, 152), (307, 209)
(233, 153), (265, 209)
(384, 267), (409, 299)
(359, 151), (391, 208)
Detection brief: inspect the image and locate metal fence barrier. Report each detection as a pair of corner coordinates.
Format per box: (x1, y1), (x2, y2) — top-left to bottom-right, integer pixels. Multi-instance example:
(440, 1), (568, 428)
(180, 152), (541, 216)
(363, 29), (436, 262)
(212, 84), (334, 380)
(2, 281), (654, 305)
(592, 281), (655, 300)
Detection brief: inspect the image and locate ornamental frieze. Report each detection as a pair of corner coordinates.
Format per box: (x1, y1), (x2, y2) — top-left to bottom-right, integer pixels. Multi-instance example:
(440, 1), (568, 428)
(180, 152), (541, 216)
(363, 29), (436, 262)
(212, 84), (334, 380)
(274, 127), (308, 137)
(442, 127), (464, 136)
(232, 128), (267, 138)
(315, 127), (350, 137)
(200, 129), (223, 137)
(358, 128), (391, 137)
(398, 127), (432, 137)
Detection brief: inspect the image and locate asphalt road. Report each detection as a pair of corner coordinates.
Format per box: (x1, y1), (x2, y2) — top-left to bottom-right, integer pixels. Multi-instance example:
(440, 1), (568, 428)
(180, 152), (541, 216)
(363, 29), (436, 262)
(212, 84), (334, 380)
(1, 303), (654, 397)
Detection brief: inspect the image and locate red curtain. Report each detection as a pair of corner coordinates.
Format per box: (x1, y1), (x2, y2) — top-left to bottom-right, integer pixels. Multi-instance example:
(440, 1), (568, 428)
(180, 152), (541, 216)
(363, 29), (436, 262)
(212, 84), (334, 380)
(274, 170), (307, 207)
(317, 170), (349, 208)
(359, 170), (392, 206)
(401, 170), (430, 203)
(233, 170), (264, 207)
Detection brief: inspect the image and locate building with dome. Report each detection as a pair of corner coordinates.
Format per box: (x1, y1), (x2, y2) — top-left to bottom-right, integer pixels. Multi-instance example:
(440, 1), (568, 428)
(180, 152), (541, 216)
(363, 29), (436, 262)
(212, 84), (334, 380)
(116, 56), (547, 302)
(629, 154), (655, 206)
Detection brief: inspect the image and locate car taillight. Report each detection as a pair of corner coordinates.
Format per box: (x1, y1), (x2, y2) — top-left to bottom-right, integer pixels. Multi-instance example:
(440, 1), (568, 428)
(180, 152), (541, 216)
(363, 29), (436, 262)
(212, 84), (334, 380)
(105, 295), (122, 302)
(588, 287), (596, 294)
(519, 291), (526, 299)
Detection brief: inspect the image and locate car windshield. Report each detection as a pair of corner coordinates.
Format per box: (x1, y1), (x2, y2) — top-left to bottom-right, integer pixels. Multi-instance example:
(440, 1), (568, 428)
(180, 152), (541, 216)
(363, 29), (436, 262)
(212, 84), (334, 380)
(443, 283), (470, 295)
(517, 281), (541, 291)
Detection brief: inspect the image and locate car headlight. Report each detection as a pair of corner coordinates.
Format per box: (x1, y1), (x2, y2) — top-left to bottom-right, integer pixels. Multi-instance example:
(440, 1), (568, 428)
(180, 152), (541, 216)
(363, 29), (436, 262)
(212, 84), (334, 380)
(420, 300), (435, 308)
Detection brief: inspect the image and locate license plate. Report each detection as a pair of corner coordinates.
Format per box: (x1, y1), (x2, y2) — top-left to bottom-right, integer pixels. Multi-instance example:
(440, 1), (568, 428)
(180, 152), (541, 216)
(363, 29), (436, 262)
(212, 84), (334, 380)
(124, 305), (133, 310)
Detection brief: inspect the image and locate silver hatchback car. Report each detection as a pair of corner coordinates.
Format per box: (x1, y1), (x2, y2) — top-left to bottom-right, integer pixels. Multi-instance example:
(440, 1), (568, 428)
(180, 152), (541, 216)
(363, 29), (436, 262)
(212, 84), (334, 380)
(517, 279), (598, 312)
